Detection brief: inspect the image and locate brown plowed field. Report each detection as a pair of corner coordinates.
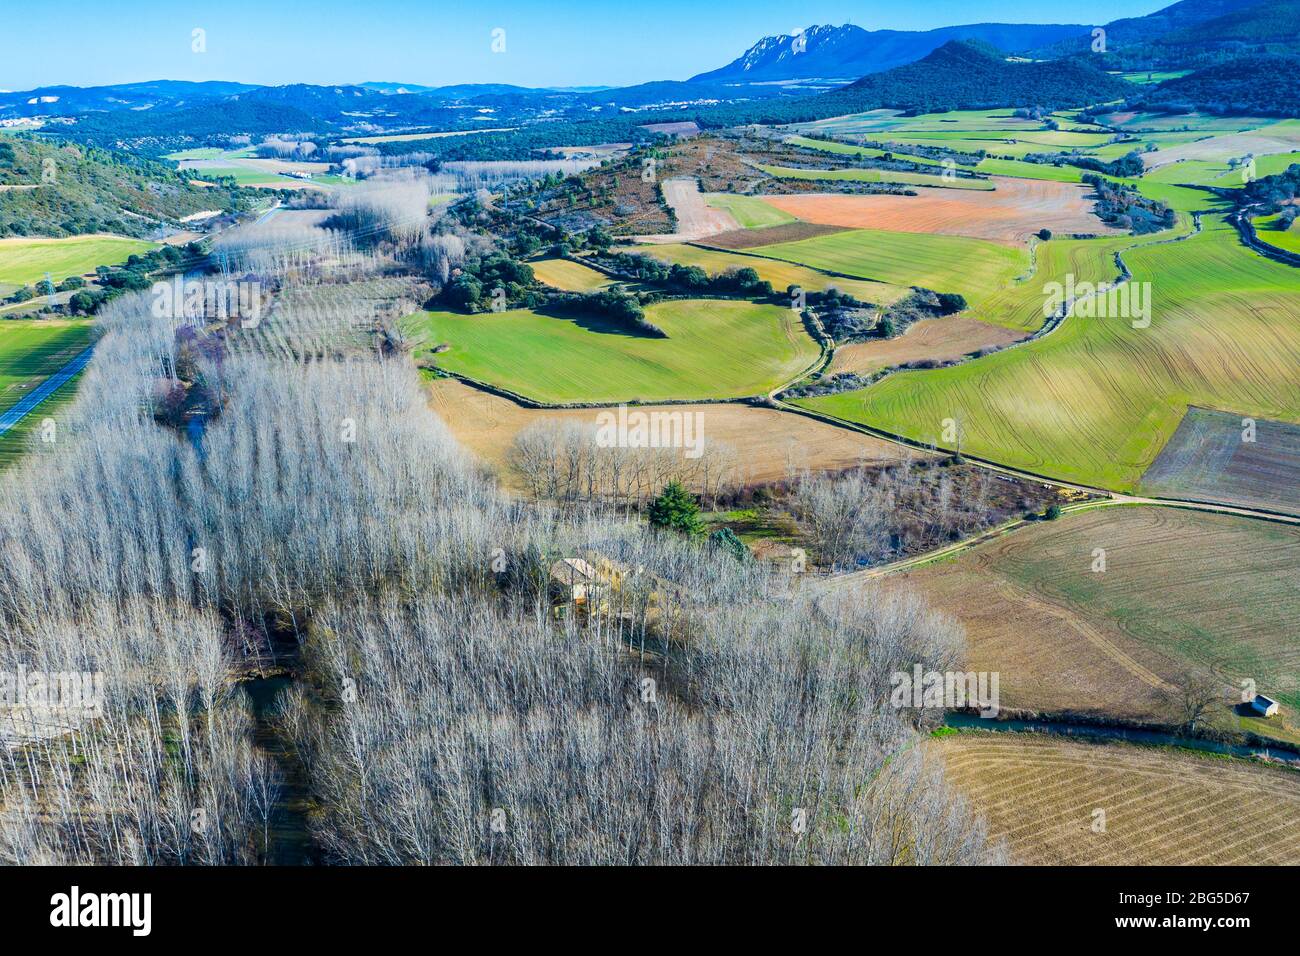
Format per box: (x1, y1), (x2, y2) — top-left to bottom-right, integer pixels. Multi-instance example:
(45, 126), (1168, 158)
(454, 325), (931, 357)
(892, 506), (1300, 726)
(1140, 406), (1300, 518)
(830, 316), (1028, 375)
(935, 733), (1300, 865)
(426, 377), (918, 487)
(761, 178), (1121, 243)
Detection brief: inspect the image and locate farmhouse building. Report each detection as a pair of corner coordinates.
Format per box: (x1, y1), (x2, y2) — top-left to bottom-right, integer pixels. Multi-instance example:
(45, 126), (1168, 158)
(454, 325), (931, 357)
(548, 557), (600, 604)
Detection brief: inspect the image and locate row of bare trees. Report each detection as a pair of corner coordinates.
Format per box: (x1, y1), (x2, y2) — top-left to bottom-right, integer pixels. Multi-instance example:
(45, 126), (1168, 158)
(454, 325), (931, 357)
(508, 419), (743, 510)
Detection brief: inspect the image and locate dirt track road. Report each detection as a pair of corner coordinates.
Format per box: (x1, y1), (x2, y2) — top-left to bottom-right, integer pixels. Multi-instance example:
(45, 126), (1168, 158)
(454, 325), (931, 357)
(634, 178), (739, 244)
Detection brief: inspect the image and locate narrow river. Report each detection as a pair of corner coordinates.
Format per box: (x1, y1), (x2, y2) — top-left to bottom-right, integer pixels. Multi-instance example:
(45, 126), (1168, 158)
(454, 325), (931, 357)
(943, 712), (1300, 766)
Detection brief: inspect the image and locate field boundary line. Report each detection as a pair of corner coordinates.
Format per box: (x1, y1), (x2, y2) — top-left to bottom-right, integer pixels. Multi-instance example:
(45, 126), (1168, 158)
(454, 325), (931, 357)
(772, 398), (1300, 527)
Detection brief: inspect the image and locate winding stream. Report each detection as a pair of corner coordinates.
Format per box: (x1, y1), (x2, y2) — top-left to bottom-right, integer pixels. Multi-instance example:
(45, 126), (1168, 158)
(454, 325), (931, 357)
(943, 711), (1300, 766)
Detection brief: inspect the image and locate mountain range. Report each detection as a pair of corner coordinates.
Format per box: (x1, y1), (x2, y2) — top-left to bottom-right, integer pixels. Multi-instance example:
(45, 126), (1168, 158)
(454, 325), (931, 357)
(688, 22), (1091, 83)
(693, 40), (1134, 127)
(1, 0), (1292, 133)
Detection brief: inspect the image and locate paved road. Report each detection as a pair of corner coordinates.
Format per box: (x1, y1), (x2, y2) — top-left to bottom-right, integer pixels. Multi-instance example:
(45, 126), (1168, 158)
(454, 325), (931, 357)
(0, 345), (94, 438)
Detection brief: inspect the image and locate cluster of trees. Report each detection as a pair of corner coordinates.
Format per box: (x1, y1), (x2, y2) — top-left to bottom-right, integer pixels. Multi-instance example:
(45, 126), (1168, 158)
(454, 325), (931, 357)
(540, 288), (663, 337)
(1083, 174), (1176, 234)
(1030, 148), (1147, 178)
(371, 118), (655, 162)
(328, 171), (434, 247)
(876, 288), (967, 339)
(1235, 163), (1300, 212)
(1012, 106), (1059, 129)
(254, 137), (320, 160)
(597, 251), (775, 299)
(60, 100), (331, 156)
(509, 419), (741, 510)
(789, 463), (1011, 571)
(441, 252), (539, 312)
(1135, 55), (1300, 117)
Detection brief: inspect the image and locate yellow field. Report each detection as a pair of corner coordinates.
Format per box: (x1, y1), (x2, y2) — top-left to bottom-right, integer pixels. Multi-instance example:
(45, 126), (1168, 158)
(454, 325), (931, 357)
(830, 316), (1026, 375)
(529, 257), (614, 292)
(937, 733), (1300, 865)
(426, 377), (917, 486)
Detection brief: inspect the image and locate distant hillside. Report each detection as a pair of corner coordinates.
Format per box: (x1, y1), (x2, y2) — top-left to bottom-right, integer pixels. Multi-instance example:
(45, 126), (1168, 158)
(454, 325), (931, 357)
(693, 40), (1133, 127)
(1158, 0), (1300, 49)
(1035, 0), (1296, 69)
(0, 80), (258, 120)
(60, 100), (330, 154)
(1137, 54), (1300, 116)
(689, 22), (1091, 83)
(0, 134), (245, 237)
(234, 84), (466, 125)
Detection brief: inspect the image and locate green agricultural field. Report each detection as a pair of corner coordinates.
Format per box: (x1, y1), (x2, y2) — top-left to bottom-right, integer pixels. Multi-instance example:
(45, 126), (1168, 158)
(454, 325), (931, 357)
(796, 214), (1300, 491)
(1142, 160), (1242, 187)
(783, 135), (950, 167)
(1115, 70), (1191, 85)
(196, 166), (294, 186)
(859, 109), (1044, 132)
(1109, 177), (1221, 216)
(0, 319), (94, 408)
(1100, 112), (1275, 133)
(906, 505), (1300, 730)
(1251, 152), (1300, 178)
(787, 109), (908, 137)
(977, 232), (1151, 333)
(1144, 155), (1300, 189)
(973, 158), (1087, 182)
(163, 147), (226, 161)
(702, 193), (797, 229)
(759, 164), (994, 190)
(621, 243), (908, 305)
(406, 299), (820, 404)
(530, 257), (615, 292)
(0, 235), (157, 286)
(0, 366), (83, 469)
(1253, 212), (1300, 255)
(752, 228), (1027, 319)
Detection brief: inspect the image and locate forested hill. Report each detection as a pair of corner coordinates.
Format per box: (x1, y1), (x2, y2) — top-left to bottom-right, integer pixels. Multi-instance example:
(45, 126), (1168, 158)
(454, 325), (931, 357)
(0, 134), (245, 238)
(1035, 0), (1300, 70)
(65, 100), (330, 154)
(691, 41), (1133, 127)
(1139, 54), (1300, 116)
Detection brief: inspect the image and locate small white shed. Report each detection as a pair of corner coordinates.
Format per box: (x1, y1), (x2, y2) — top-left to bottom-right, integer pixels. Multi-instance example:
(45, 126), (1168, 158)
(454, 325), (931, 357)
(1249, 694), (1280, 718)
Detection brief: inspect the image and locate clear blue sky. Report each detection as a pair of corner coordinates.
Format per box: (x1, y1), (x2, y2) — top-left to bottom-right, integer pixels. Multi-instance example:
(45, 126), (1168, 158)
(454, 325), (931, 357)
(4, 0), (1170, 91)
